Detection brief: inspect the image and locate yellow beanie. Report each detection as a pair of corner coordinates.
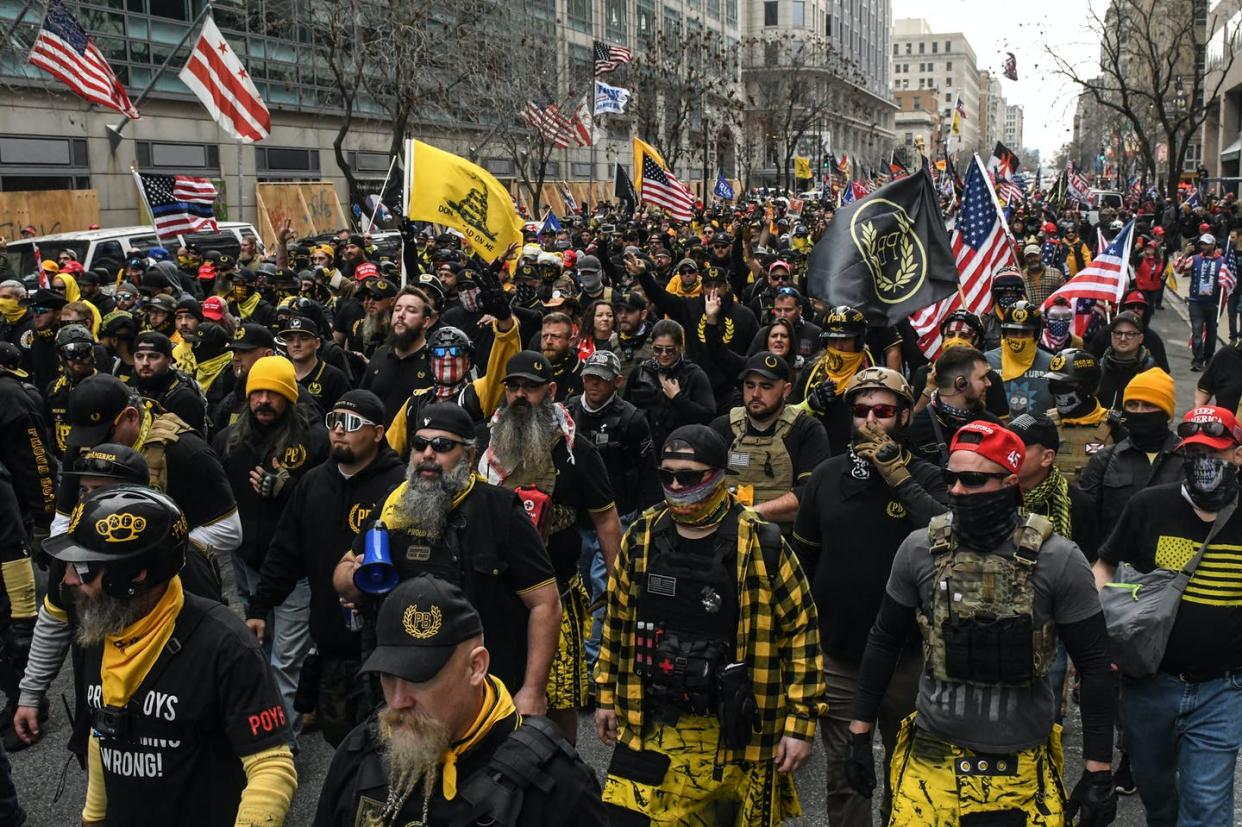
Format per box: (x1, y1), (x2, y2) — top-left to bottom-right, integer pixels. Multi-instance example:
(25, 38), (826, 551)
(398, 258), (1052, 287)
(246, 355), (299, 404)
(1124, 367), (1175, 418)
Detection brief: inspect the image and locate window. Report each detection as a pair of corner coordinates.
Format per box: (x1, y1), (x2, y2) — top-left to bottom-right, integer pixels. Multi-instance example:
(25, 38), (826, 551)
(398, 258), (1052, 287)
(637, 0), (655, 40)
(347, 152), (390, 174)
(905, 132), (913, 143)
(946, 77), (951, 87)
(918, 41), (924, 53)
(892, 44), (898, 55)
(945, 93), (952, 103)
(707, 0), (720, 19)
(0, 134), (90, 192)
(932, 41), (938, 53)
(918, 78), (925, 88)
(567, 0), (591, 33)
(913, 97), (921, 109)
(791, 1), (805, 26)
(945, 41), (951, 52)
(255, 147), (320, 181)
(484, 158), (515, 176)
(136, 141), (220, 172)
(572, 162), (593, 178)
(902, 79), (909, 88)
(726, 0), (737, 23)
(946, 61), (953, 70)
(664, 6), (681, 36)
(606, 0), (627, 40)
(764, 1), (778, 26)
(905, 42), (911, 54)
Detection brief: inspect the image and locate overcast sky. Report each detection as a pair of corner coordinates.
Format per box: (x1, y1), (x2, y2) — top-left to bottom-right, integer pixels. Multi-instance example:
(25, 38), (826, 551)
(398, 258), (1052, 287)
(890, 0), (1110, 162)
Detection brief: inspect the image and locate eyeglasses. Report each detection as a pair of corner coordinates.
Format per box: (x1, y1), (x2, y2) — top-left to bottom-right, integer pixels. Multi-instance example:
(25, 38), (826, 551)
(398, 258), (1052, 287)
(658, 468), (711, 487)
(431, 345), (467, 359)
(652, 345), (678, 355)
(412, 435), (468, 454)
(71, 561), (104, 583)
(324, 411), (375, 432)
(1177, 420), (1242, 442)
(852, 403), (898, 419)
(1111, 330), (1141, 339)
(60, 343), (94, 360)
(941, 469), (1011, 488)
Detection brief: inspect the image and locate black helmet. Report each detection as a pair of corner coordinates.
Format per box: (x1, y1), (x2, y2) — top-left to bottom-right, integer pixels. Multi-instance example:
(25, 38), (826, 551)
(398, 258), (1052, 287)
(427, 326), (474, 360)
(999, 300), (1041, 331)
(991, 268), (1027, 309)
(1045, 348), (1101, 394)
(44, 485), (187, 598)
(56, 324), (94, 348)
(820, 305), (867, 341)
(938, 309), (984, 343)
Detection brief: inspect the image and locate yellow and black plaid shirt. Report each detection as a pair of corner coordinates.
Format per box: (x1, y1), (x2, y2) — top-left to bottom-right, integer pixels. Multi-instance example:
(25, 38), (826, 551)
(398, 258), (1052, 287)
(595, 503), (826, 764)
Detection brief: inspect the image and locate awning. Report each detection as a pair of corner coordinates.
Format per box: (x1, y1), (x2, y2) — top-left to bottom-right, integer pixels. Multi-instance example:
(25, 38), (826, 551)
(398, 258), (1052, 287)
(1221, 135), (1242, 163)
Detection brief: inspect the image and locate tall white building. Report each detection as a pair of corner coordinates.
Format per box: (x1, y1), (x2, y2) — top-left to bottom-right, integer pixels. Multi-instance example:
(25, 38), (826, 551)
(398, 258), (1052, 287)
(891, 18), (980, 157)
(1004, 105), (1024, 151)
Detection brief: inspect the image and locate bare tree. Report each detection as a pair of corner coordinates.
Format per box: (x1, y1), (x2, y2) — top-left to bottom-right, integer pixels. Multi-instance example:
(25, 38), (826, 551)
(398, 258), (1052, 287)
(1050, 0), (1237, 199)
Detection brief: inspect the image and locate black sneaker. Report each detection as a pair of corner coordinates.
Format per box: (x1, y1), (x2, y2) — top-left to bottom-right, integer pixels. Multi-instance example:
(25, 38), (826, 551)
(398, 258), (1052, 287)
(1191, 362), (1203, 372)
(1114, 753), (1137, 796)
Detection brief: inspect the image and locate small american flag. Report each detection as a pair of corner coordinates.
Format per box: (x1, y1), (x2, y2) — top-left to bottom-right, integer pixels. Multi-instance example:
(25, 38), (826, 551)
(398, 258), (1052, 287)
(134, 172), (219, 236)
(520, 101), (590, 149)
(593, 39), (632, 76)
(1221, 243), (1237, 299)
(910, 156), (1017, 358)
(1041, 220), (1136, 335)
(639, 156), (694, 222)
(27, 0), (138, 119)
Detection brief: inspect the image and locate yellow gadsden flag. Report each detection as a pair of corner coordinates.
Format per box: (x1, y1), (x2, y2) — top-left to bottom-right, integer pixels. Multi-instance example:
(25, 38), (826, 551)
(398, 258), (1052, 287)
(405, 140), (522, 261)
(794, 157), (812, 180)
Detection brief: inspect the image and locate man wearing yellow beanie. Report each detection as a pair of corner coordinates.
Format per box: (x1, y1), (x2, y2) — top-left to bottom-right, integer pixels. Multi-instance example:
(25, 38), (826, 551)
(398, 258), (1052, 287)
(1080, 366), (1180, 539)
(211, 354), (329, 733)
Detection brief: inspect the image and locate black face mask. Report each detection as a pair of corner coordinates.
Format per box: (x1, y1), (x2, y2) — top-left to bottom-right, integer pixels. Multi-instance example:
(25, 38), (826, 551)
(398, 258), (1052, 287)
(950, 487), (1021, 551)
(514, 283), (538, 307)
(1183, 454), (1240, 512)
(1123, 410), (1169, 451)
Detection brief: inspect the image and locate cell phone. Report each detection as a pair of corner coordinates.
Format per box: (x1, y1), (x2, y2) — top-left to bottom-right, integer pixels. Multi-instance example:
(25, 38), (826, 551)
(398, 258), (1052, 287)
(602, 224), (616, 233)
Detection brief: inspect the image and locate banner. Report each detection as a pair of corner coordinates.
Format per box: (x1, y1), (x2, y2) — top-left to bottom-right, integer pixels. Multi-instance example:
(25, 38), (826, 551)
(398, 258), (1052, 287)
(593, 80), (632, 115)
(807, 168), (959, 326)
(794, 157), (812, 180)
(405, 140), (522, 261)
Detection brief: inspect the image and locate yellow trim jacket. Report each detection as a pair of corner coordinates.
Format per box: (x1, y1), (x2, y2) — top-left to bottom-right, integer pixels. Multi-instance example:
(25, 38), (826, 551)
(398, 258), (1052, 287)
(595, 502), (826, 764)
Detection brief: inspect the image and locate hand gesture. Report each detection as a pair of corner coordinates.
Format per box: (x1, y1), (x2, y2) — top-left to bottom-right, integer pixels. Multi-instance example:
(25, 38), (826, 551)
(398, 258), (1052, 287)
(624, 252), (646, 277)
(475, 266), (512, 320)
(704, 289), (722, 321)
(277, 218), (294, 243)
(658, 373), (681, 399)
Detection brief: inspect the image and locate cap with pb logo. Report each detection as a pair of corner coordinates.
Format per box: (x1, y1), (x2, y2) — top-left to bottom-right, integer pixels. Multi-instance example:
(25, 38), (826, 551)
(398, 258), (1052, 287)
(360, 574), (484, 683)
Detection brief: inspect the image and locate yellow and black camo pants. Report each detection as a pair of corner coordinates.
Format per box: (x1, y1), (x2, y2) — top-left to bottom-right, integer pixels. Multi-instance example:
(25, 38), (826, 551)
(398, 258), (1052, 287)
(548, 574), (590, 710)
(887, 714), (1067, 826)
(602, 715), (801, 826)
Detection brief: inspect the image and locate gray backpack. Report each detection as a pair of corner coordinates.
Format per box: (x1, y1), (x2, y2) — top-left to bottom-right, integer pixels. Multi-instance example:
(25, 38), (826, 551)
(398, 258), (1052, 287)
(1101, 499), (1236, 678)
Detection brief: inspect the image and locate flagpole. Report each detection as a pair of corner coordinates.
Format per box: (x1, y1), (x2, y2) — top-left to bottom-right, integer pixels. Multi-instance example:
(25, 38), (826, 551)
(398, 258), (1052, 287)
(366, 155), (399, 233)
(106, 1), (214, 150)
(130, 163), (165, 247)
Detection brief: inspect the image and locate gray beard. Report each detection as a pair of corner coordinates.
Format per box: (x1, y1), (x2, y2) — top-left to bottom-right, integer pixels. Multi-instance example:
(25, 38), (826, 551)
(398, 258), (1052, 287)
(71, 588), (152, 646)
(491, 397), (556, 473)
(395, 455), (474, 543)
(362, 309), (391, 346)
(378, 706), (450, 822)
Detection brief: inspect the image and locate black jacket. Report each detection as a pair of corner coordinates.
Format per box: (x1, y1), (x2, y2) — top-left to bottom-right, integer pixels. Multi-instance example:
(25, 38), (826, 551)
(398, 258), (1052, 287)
(567, 393), (661, 516)
(248, 446), (405, 659)
(1096, 348), (1157, 411)
(0, 374), (53, 528)
(622, 357), (716, 451)
(130, 368), (208, 434)
(1077, 430), (1181, 538)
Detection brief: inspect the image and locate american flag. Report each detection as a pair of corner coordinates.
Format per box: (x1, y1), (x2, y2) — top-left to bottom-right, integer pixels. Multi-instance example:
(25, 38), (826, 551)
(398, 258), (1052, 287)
(910, 156), (1017, 358)
(1065, 161), (1090, 203)
(178, 16), (270, 142)
(520, 101), (591, 148)
(996, 178), (1025, 207)
(639, 155), (694, 221)
(1221, 243), (1237, 299)
(1041, 220), (1136, 335)
(134, 172), (219, 236)
(27, 0), (138, 119)
(594, 39), (632, 75)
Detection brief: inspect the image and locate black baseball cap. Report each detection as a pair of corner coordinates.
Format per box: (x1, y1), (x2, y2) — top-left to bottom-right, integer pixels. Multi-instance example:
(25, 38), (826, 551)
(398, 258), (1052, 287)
(184, 322), (229, 351)
(175, 297), (203, 320)
(1008, 413), (1061, 452)
(26, 289), (67, 310)
(227, 323), (277, 351)
(662, 424), (729, 469)
(739, 351), (790, 382)
(360, 277), (397, 300)
(581, 350), (622, 380)
(64, 443), (150, 484)
(333, 389), (385, 426)
(278, 315), (319, 337)
(0, 342), (28, 378)
(414, 402), (476, 440)
(67, 375), (138, 449)
(504, 351), (553, 384)
(134, 331), (173, 357)
(359, 574), (484, 683)
(614, 290), (648, 311)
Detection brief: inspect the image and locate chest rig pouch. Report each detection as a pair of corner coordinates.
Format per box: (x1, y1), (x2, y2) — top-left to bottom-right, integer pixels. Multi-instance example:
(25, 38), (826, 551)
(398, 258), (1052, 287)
(919, 513), (1057, 687)
(727, 406), (797, 511)
(634, 513), (739, 716)
(503, 454), (577, 538)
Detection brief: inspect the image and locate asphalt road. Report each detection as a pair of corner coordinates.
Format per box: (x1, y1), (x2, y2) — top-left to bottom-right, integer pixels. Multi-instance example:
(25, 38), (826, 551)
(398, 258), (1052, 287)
(9, 295), (1236, 825)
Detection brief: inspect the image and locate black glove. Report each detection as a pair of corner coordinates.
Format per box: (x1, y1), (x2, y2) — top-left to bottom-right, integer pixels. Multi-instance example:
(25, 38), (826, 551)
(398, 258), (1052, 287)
(842, 731), (877, 798)
(475, 269), (512, 320)
(1066, 769), (1117, 827)
(807, 380), (837, 413)
(398, 217), (420, 244)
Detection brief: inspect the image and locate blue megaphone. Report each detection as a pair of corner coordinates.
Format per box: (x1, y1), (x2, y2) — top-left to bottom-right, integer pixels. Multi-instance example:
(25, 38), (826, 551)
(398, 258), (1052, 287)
(354, 521), (398, 595)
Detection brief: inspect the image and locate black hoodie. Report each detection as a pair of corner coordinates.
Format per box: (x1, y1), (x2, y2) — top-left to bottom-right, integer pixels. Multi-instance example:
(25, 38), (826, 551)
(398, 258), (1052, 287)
(248, 445), (406, 659)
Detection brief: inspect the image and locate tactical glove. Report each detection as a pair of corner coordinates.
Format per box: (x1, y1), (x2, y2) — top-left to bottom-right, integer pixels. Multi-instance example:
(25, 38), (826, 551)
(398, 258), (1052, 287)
(843, 731), (877, 797)
(257, 466), (291, 499)
(1067, 769), (1117, 827)
(854, 424), (911, 487)
(806, 380), (837, 414)
(476, 268), (512, 320)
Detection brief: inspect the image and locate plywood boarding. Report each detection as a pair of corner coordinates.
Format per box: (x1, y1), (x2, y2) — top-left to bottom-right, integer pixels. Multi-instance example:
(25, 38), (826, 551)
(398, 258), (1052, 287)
(0, 190), (100, 239)
(511, 180), (742, 216)
(254, 182), (348, 249)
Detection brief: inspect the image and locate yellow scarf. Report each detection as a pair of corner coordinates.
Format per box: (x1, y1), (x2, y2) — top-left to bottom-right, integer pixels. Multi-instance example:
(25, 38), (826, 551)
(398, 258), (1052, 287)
(441, 676), (517, 800)
(666, 276), (702, 298)
(57, 273), (102, 336)
(236, 291), (262, 319)
(101, 576), (184, 707)
(0, 298), (24, 324)
(378, 474), (479, 533)
(941, 336), (974, 351)
(172, 340), (196, 374)
(815, 346), (865, 392)
(1062, 401), (1109, 427)
(1000, 336), (1038, 382)
(195, 351), (233, 392)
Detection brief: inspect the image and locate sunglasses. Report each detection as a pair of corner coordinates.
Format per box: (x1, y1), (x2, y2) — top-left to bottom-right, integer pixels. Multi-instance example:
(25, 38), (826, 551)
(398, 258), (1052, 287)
(652, 345), (678, 355)
(431, 345), (467, 359)
(677, 268), (697, 275)
(658, 468), (711, 487)
(412, 434), (469, 453)
(1177, 420), (1241, 441)
(768, 271), (791, 281)
(71, 561), (104, 583)
(852, 403), (898, 419)
(31, 306), (54, 314)
(60, 343), (94, 360)
(941, 469), (1011, 488)
(503, 378), (544, 391)
(324, 411), (375, 432)
(1111, 330), (1141, 339)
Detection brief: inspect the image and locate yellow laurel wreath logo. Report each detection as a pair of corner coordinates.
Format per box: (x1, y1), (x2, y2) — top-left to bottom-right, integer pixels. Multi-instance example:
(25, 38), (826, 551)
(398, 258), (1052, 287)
(851, 199), (927, 305)
(282, 444), (308, 469)
(864, 215), (918, 295)
(1049, 354), (1066, 372)
(886, 500), (908, 519)
(67, 503), (84, 534)
(1012, 307), (1029, 324)
(95, 513), (147, 543)
(403, 604), (442, 640)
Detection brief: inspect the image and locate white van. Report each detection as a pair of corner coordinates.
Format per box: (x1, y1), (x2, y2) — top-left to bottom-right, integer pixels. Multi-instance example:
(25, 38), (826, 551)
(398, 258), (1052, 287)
(1, 221), (261, 278)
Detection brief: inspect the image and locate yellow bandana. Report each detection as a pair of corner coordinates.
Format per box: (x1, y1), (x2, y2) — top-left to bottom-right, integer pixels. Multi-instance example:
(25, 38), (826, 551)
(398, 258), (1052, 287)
(1000, 336), (1038, 382)
(194, 351), (233, 392)
(816, 346), (865, 392)
(441, 676), (517, 800)
(1061, 401), (1109, 427)
(0, 298), (25, 325)
(666, 276), (702, 298)
(378, 473), (480, 533)
(236, 291), (262, 319)
(101, 576), (184, 707)
(941, 336), (974, 351)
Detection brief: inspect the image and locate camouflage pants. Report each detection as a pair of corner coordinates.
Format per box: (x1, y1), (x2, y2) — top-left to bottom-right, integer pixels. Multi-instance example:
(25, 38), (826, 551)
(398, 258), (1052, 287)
(317, 657), (369, 748)
(888, 714), (1067, 826)
(548, 574), (590, 710)
(602, 714), (800, 826)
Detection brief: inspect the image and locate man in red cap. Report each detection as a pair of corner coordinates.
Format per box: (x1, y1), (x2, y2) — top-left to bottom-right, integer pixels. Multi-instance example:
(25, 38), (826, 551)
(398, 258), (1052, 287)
(845, 420), (1117, 826)
(1094, 405), (1242, 826)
